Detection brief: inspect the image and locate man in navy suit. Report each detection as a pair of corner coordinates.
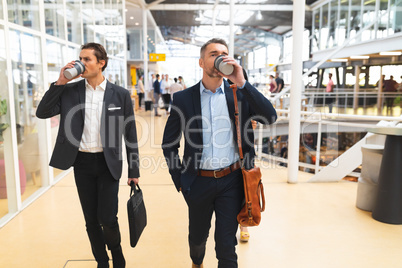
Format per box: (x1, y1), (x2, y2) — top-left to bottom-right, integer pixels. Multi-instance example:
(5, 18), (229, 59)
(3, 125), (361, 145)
(36, 43), (139, 268)
(162, 38), (277, 268)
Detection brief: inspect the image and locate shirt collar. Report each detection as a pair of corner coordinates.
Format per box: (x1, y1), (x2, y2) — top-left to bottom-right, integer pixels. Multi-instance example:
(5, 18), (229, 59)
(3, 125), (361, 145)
(85, 76), (106, 91)
(200, 80), (225, 95)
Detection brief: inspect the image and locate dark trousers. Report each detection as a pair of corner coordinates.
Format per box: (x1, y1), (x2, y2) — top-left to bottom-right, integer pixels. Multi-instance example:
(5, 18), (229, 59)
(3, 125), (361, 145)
(73, 152), (122, 264)
(385, 97), (395, 108)
(153, 93), (160, 115)
(162, 93), (171, 111)
(138, 92), (144, 108)
(184, 169), (244, 268)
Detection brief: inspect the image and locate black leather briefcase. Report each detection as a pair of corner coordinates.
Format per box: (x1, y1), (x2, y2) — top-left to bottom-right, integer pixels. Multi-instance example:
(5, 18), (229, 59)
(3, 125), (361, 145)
(145, 101), (152, 111)
(127, 182), (147, 247)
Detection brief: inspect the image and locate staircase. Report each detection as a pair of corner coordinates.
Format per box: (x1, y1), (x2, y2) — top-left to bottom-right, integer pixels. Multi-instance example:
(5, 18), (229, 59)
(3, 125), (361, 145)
(308, 120), (395, 182)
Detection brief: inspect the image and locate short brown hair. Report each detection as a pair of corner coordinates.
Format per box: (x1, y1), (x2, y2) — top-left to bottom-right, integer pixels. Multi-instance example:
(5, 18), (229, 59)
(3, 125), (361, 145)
(81, 42), (108, 71)
(200, 38), (229, 58)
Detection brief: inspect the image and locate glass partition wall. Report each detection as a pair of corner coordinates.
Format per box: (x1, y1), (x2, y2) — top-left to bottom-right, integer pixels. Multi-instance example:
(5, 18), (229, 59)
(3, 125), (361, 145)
(311, 0), (402, 52)
(9, 31), (45, 203)
(0, 0), (127, 226)
(0, 26), (10, 218)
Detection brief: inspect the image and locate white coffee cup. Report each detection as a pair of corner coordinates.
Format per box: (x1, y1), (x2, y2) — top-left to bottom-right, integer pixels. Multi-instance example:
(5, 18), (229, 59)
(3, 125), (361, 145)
(63, 60), (86, 80)
(214, 55), (234, 75)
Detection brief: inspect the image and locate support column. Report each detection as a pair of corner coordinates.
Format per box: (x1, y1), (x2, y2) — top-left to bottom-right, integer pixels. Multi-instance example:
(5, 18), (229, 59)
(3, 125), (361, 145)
(377, 67), (383, 115)
(3, 7), (22, 212)
(229, 0), (234, 58)
(212, 7), (216, 37)
(287, 0), (306, 184)
(39, 0), (52, 186)
(143, 8), (149, 100)
(353, 66), (360, 111)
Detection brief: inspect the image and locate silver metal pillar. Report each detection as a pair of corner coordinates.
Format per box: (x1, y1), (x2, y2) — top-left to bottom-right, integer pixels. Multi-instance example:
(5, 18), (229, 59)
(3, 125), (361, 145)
(287, 0), (306, 184)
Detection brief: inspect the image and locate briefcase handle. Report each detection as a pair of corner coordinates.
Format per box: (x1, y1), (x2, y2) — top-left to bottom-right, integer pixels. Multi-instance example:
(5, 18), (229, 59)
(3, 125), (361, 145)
(130, 181), (141, 197)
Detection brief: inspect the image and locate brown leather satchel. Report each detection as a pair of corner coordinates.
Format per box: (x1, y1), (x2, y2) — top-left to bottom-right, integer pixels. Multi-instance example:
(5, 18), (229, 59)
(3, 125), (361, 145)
(231, 84), (266, 227)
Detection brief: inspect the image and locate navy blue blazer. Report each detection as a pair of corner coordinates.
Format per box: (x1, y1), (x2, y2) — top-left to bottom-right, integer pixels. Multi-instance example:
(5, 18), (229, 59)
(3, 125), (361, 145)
(36, 79), (140, 180)
(162, 80), (276, 194)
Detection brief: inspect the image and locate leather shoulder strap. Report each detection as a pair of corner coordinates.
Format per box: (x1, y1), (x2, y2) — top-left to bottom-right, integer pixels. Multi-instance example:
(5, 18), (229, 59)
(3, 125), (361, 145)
(231, 84), (243, 160)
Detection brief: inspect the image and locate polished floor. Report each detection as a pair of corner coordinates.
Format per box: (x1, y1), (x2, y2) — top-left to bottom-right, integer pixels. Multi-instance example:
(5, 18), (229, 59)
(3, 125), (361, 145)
(1, 109), (402, 268)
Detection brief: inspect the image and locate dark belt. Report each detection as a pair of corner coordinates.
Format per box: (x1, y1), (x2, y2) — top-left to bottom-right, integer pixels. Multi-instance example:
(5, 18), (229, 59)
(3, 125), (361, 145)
(77, 151), (104, 159)
(197, 161), (241, 178)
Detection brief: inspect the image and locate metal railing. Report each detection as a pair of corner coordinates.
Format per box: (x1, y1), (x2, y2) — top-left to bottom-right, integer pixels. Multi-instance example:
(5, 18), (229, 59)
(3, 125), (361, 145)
(255, 108), (402, 177)
(264, 88), (401, 111)
(303, 90), (400, 109)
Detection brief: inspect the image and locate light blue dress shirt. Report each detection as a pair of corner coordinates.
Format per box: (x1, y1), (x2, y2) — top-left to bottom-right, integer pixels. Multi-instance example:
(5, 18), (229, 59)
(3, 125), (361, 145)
(199, 81), (239, 170)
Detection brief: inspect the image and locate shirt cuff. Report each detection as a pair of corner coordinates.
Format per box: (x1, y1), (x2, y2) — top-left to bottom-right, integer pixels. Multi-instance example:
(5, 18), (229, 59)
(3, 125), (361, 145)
(238, 81), (247, 89)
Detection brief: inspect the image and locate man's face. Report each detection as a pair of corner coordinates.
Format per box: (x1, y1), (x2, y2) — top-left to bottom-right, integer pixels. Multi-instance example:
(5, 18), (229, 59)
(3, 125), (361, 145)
(79, 49), (105, 79)
(199, 43), (228, 78)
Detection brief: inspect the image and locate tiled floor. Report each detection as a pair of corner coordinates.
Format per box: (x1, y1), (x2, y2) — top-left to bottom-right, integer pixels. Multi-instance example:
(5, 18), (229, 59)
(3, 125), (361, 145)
(0, 109), (402, 268)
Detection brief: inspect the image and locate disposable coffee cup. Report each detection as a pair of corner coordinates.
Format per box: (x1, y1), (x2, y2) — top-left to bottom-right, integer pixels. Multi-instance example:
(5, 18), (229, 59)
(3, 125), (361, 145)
(63, 60), (85, 80)
(214, 55), (234, 75)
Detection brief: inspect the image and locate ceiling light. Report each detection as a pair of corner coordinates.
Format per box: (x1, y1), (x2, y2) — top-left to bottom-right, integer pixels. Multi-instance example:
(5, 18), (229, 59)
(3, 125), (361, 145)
(379, 51), (402, 56)
(350, 55), (370, 59)
(125, 9), (128, 12)
(130, 16), (134, 20)
(331, 58), (348, 62)
(135, 22), (139, 26)
(256, 11), (263, 21)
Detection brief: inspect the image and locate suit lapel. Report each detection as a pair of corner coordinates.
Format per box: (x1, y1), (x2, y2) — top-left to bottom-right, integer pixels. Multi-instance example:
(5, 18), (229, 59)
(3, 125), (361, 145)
(103, 80), (115, 108)
(77, 79), (86, 120)
(100, 81), (115, 146)
(224, 81), (237, 141)
(192, 82), (203, 141)
(102, 81), (115, 123)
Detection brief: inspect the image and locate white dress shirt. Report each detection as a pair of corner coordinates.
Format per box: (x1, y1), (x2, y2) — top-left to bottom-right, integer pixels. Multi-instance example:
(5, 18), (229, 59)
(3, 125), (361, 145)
(199, 81), (239, 170)
(160, 79), (171, 94)
(79, 78), (107, 152)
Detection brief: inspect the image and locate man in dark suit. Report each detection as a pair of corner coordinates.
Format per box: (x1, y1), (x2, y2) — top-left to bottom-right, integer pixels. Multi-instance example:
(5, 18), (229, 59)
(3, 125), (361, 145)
(162, 38), (277, 268)
(36, 43), (139, 268)
(153, 74), (161, 116)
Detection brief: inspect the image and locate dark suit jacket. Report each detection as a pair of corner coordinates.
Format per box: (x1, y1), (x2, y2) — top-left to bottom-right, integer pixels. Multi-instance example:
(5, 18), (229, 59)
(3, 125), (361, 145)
(36, 79), (140, 180)
(162, 80), (276, 194)
(153, 80), (160, 94)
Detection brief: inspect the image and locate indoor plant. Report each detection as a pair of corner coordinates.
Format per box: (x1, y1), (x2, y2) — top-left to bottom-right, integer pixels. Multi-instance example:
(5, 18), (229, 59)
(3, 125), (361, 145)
(0, 98), (9, 142)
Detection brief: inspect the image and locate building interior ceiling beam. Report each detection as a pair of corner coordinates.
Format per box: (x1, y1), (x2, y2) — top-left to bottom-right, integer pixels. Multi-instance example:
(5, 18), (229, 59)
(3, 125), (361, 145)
(147, 0), (167, 9)
(147, 4), (309, 11)
(127, 0), (315, 55)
